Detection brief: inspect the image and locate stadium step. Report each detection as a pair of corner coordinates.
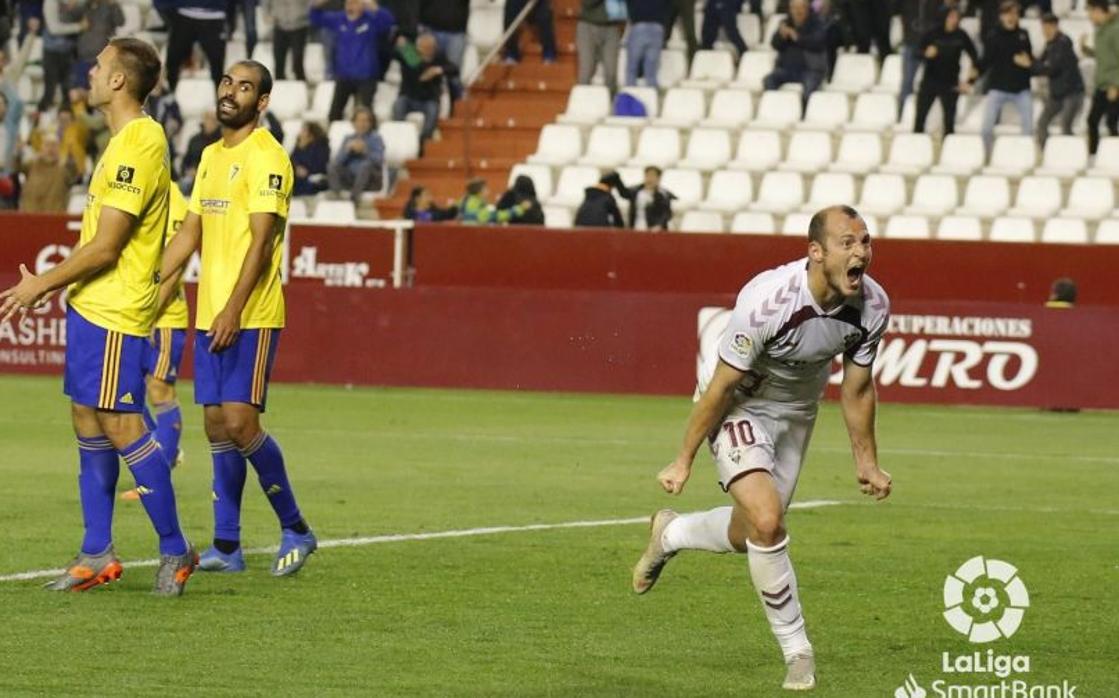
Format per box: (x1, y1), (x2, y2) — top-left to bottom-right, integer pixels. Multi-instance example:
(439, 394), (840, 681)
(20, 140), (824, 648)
(406, 157), (521, 174)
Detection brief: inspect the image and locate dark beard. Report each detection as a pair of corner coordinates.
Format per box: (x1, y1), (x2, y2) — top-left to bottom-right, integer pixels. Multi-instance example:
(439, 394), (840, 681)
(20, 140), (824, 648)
(218, 105), (258, 129)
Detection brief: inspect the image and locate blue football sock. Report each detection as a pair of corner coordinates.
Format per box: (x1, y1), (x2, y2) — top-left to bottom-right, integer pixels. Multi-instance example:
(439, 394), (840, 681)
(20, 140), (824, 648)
(241, 431), (304, 529)
(210, 440), (247, 544)
(77, 436), (119, 555)
(121, 433), (187, 556)
(152, 400), (183, 465)
(143, 408), (156, 433)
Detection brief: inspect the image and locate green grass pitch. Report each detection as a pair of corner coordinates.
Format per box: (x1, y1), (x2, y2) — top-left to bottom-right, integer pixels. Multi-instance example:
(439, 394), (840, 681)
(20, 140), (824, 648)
(0, 374), (1115, 696)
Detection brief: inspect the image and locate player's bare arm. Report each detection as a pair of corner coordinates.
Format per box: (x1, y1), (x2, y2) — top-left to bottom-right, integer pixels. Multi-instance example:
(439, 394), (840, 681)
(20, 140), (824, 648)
(208, 211), (279, 351)
(0, 206), (135, 322)
(840, 356), (892, 500)
(659, 359), (746, 495)
(157, 210), (201, 313)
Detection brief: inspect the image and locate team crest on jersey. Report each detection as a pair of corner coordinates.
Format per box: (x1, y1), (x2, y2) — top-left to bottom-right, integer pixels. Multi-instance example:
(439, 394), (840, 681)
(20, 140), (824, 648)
(229, 164), (241, 182)
(730, 332), (753, 357)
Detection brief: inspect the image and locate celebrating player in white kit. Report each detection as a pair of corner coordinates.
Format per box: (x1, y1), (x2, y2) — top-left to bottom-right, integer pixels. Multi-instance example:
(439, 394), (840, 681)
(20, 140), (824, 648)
(632, 206), (893, 691)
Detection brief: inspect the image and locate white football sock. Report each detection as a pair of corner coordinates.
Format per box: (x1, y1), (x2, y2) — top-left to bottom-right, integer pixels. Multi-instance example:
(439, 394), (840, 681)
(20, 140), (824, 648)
(661, 507), (735, 553)
(747, 536), (812, 662)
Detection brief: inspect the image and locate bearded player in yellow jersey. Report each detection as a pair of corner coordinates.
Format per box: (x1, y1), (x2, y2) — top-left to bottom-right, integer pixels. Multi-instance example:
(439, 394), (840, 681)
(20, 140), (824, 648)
(0, 39), (197, 595)
(122, 184), (190, 502)
(160, 60), (316, 577)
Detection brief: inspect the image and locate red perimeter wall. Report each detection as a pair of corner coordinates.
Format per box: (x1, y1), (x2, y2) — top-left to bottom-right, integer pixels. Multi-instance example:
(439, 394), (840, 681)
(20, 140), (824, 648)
(1, 215), (1116, 407)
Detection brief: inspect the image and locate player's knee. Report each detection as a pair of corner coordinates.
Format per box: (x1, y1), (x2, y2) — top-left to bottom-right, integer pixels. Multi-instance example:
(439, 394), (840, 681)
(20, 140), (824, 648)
(222, 410), (260, 447)
(70, 403), (100, 437)
(204, 410), (229, 442)
(749, 509), (786, 547)
(147, 379), (174, 404)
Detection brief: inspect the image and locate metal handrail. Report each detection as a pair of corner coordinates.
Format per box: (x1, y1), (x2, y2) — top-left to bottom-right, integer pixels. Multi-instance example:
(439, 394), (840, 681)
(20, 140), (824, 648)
(465, 0), (540, 88)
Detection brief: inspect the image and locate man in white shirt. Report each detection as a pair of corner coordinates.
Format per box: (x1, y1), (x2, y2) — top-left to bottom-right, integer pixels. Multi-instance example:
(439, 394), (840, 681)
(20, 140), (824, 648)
(632, 205), (894, 691)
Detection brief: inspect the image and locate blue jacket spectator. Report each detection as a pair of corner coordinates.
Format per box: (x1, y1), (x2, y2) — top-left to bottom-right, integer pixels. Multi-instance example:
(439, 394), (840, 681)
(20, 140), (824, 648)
(311, 0), (396, 122)
(327, 107), (386, 203)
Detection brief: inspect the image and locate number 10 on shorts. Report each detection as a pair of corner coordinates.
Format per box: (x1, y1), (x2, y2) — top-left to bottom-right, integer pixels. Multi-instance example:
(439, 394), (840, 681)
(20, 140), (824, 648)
(722, 420), (757, 448)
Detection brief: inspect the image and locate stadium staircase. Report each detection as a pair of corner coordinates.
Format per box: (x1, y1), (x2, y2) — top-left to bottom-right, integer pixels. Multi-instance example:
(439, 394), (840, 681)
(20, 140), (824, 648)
(375, 0), (583, 219)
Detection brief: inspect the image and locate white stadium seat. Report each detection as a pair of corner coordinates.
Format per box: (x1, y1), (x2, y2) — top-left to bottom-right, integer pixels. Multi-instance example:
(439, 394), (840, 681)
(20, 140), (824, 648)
(467, 6), (503, 50)
(702, 89), (754, 129)
(780, 131), (832, 173)
(509, 164), (555, 201)
(801, 173), (856, 213)
(327, 120), (355, 154)
(1035, 135), (1088, 177)
(678, 128), (732, 171)
(679, 210), (726, 233)
(732, 51), (776, 92)
(1095, 220), (1119, 244)
(781, 212), (813, 236)
(857, 173), (907, 217)
(1086, 138), (1119, 177)
(269, 80), (309, 121)
(281, 118), (302, 152)
(175, 78), (215, 118)
(873, 54), (903, 93)
(957, 176), (1011, 218)
(931, 134), (985, 176)
(304, 43), (327, 84)
(753, 90), (803, 131)
(799, 91), (850, 131)
(905, 175), (959, 217)
(628, 127), (681, 168)
(989, 217), (1037, 243)
(67, 191), (86, 215)
(728, 129), (782, 172)
(1060, 177), (1115, 220)
(683, 50), (735, 88)
(829, 54), (877, 94)
(884, 215), (932, 239)
(657, 49), (689, 88)
(549, 166), (601, 207)
(543, 205), (574, 229)
(1040, 218), (1090, 244)
(288, 198), (309, 222)
(937, 215), (983, 241)
(1006, 176), (1062, 218)
(661, 169), (705, 211)
(379, 121), (420, 166)
(314, 200), (357, 224)
(527, 125), (583, 167)
(880, 133), (934, 176)
(655, 88), (706, 127)
(730, 211), (777, 234)
(308, 81), (336, 122)
(701, 170), (754, 212)
(829, 132), (883, 175)
(558, 85), (612, 125)
(751, 171), (804, 214)
(847, 93), (898, 132)
(982, 135), (1038, 177)
(578, 126), (633, 168)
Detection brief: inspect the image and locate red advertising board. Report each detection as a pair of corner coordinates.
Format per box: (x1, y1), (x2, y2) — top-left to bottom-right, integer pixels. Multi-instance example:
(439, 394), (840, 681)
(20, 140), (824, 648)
(286, 223), (396, 289)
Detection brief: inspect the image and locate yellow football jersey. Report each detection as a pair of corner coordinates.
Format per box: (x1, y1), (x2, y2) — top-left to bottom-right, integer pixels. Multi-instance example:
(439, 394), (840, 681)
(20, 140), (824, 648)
(154, 184), (190, 329)
(189, 128), (291, 331)
(68, 115), (170, 336)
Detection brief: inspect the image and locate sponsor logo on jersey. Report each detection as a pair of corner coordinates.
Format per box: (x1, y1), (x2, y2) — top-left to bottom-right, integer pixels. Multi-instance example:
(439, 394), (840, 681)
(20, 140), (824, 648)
(268, 174), (284, 191)
(119, 392), (134, 405)
(730, 332), (752, 357)
(200, 198), (231, 214)
(116, 165), (135, 184)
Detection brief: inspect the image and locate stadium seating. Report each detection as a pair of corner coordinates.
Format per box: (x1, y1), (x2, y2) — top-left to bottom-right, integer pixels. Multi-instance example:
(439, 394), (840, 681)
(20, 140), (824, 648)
(829, 54), (878, 94)
(701, 89), (754, 129)
(175, 78), (216, 118)
(845, 93), (897, 132)
(781, 212), (813, 236)
(982, 136), (1038, 177)
(937, 215), (984, 241)
(799, 91), (849, 131)
(1035, 135), (1088, 178)
(528, 125), (583, 167)
(1086, 138), (1119, 177)
(989, 217), (1037, 243)
(730, 211), (777, 234)
(1006, 177), (1062, 218)
(1040, 218), (1090, 244)
(678, 129), (733, 171)
(655, 88), (706, 128)
(884, 215), (932, 239)
(857, 174), (906, 217)
(780, 132), (832, 173)
(543, 205), (574, 229)
(931, 134), (986, 176)
(727, 130), (782, 172)
(1060, 178), (1114, 220)
(880, 133), (934, 176)
(904, 175), (958, 217)
(558, 86), (612, 125)
(752, 91), (803, 131)
(957, 176), (1011, 218)
(509, 164), (555, 201)
(802, 173), (856, 213)
(579, 126), (632, 168)
(660, 169), (704, 211)
(550, 166), (600, 207)
(701, 170), (754, 213)
(1096, 220), (1119, 244)
(628, 127), (681, 168)
(380, 121), (421, 167)
(829, 133), (883, 175)
(732, 52), (776, 92)
(752, 172), (804, 214)
(680, 210), (725, 233)
(314, 200), (357, 224)
(683, 50), (736, 89)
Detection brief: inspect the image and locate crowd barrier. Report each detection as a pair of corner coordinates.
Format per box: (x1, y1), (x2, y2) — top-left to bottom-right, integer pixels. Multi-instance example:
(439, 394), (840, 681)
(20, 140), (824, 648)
(1, 215), (1116, 408)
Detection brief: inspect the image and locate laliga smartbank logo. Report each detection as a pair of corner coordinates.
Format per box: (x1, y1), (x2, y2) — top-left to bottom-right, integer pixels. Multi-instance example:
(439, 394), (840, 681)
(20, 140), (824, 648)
(891, 557), (1079, 698)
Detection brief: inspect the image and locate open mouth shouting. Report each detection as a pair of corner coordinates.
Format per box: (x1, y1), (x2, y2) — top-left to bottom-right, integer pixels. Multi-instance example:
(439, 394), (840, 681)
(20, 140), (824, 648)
(846, 263), (866, 291)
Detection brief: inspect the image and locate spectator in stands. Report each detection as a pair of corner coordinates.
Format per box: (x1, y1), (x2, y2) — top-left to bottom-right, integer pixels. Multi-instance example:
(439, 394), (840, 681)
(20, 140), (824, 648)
(394, 33), (457, 146)
(899, 0), (946, 115)
(577, 0), (626, 93)
(503, 0), (558, 64)
(617, 166), (675, 230)
(626, 0), (669, 87)
(0, 92), (14, 209)
(166, 1), (228, 90)
(70, 87), (109, 164)
(0, 1), (12, 49)
(420, 0), (468, 70)
(701, 0), (748, 59)
(74, 0), (124, 90)
(39, 0), (83, 111)
(1083, 0), (1119, 156)
(764, 0), (829, 110)
(382, 0), (418, 38)
(459, 177), (528, 224)
(311, 0), (397, 122)
(1045, 277), (1077, 307)
(263, 110), (285, 145)
(146, 79), (183, 168)
(404, 184), (458, 221)
(227, 0), (258, 58)
(1033, 14), (1085, 148)
(914, 5), (978, 135)
(328, 106), (386, 203)
(663, 0), (697, 64)
(0, 18), (35, 178)
(179, 111), (221, 193)
(848, 0), (892, 59)
(19, 134), (75, 212)
(574, 172), (625, 228)
(291, 122), (330, 196)
(496, 174), (545, 224)
(979, 1), (1034, 154)
(266, 0), (310, 80)
(16, 0), (42, 43)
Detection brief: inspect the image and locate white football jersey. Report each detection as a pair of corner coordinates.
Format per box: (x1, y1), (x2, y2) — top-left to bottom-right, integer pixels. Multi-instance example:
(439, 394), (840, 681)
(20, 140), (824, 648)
(699, 258), (890, 409)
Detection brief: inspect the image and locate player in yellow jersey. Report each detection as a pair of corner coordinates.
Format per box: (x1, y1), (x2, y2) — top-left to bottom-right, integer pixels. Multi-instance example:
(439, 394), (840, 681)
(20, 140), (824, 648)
(160, 60), (316, 576)
(122, 184), (190, 502)
(0, 38), (197, 595)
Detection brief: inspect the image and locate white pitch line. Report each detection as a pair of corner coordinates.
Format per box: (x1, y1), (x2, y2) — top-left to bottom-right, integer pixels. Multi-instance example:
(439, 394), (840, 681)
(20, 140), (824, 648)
(0, 500), (845, 583)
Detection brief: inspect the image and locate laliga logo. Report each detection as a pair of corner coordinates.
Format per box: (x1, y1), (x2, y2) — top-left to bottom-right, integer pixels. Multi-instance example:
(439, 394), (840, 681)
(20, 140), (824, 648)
(943, 556), (1030, 643)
